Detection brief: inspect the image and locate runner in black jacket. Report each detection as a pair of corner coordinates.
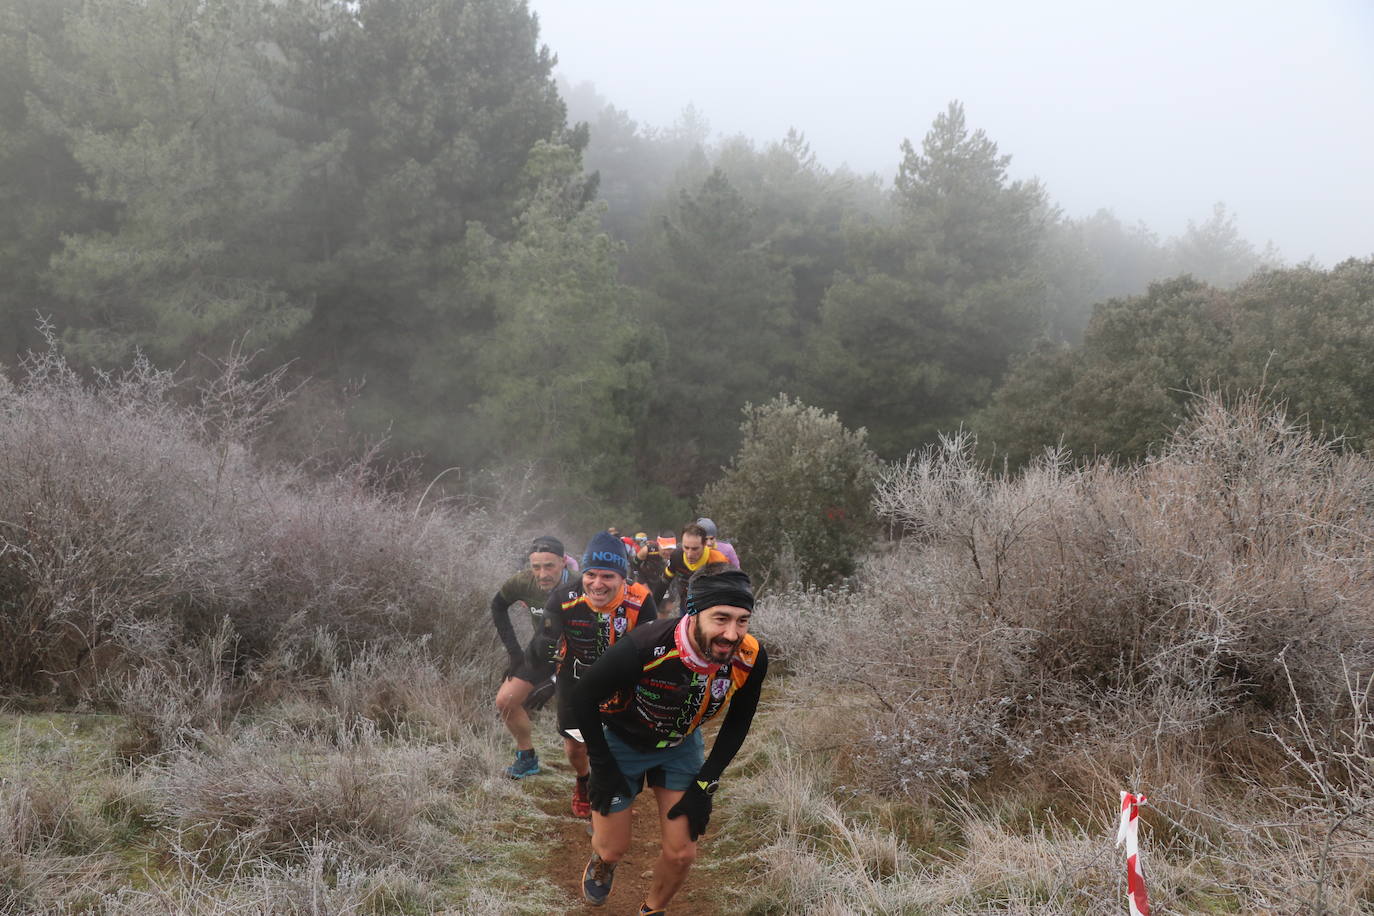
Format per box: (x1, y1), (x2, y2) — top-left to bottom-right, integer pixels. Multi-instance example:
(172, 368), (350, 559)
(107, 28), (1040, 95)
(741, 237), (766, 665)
(492, 536), (572, 779)
(572, 566), (767, 913)
(535, 531), (655, 819)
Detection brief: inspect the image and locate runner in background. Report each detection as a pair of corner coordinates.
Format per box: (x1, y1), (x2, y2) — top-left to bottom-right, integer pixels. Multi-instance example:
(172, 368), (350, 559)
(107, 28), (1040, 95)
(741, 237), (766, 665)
(534, 531), (656, 817)
(631, 531), (668, 598)
(653, 523), (729, 616)
(492, 536), (571, 779)
(695, 517), (740, 568)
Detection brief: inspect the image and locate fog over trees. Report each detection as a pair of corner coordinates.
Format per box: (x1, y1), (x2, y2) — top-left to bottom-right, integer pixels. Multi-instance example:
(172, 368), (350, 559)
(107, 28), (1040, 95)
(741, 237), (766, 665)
(1, 0), (1369, 527)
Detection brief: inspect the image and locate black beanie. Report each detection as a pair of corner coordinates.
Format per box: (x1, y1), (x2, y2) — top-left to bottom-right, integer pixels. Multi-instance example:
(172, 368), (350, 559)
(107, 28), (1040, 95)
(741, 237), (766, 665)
(686, 568), (754, 615)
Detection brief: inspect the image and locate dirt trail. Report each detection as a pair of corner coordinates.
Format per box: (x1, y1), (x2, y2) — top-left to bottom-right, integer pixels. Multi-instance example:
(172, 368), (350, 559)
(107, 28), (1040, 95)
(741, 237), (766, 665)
(526, 756), (728, 916)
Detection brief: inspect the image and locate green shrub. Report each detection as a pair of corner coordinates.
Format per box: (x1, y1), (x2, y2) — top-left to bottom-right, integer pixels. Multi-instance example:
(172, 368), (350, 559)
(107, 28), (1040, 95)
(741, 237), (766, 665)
(700, 395), (879, 589)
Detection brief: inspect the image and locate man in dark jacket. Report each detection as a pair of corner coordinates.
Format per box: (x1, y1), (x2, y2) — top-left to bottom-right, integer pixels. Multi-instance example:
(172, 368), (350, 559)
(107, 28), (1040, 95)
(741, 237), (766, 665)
(539, 531), (656, 817)
(492, 536), (570, 779)
(572, 566), (768, 913)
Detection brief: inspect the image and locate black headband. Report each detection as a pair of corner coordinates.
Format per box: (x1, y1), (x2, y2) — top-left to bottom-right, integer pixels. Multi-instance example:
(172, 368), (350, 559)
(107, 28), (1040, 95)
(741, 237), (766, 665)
(530, 536), (564, 557)
(686, 568), (754, 615)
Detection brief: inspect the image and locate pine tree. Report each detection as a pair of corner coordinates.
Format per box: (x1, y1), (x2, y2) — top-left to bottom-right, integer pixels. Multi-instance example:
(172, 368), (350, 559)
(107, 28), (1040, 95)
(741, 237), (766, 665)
(806, 101), (1050, 456)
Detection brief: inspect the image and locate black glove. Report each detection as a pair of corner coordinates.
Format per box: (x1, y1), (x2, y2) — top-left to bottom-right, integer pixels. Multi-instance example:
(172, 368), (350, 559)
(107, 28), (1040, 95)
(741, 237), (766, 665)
(523, 678), (554, 712)
(587, 759), (631, 816)
(667, 779), (714, 841)
(525, 633), (558, 669)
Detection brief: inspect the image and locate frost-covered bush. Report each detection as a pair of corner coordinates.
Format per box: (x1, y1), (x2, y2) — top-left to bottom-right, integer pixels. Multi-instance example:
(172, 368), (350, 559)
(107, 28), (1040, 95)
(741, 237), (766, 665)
(0, 339), (516, 697)
(776, 394), (1374, 795)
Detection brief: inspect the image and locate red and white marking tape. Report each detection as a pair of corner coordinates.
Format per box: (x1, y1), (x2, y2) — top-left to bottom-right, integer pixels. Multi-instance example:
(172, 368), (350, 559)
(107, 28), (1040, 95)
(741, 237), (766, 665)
(1116, 791), (1150, 916)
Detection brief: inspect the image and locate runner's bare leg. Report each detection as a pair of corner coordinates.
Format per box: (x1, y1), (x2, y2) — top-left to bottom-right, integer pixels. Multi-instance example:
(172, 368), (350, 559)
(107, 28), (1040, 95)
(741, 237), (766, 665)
(590, 807), (633, 863)
(643, 786), (695, 909)
(494, 677), (535, 750)
(564, 735), (589, 777)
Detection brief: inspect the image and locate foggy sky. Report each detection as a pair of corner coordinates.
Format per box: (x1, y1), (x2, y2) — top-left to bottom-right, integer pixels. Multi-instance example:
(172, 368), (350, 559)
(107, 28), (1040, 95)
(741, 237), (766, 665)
(531, 0), (1374, 266)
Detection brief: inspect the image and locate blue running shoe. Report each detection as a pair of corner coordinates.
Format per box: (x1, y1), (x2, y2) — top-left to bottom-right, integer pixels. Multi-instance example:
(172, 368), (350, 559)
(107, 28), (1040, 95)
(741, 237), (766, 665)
(504, 749), (539, 779)
(582, 853), (617, 906)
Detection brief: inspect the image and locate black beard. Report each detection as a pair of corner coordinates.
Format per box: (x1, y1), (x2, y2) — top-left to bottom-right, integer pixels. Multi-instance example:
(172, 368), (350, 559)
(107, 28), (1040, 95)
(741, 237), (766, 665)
(693, 616), (738, 663)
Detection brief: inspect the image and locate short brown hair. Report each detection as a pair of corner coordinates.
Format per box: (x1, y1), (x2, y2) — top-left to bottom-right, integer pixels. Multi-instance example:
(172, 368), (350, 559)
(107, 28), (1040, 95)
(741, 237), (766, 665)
(681, 522), (708, 540)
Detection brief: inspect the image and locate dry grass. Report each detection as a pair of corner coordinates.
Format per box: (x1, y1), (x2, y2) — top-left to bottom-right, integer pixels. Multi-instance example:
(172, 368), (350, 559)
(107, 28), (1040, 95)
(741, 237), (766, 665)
(722, 740), (1132, 915)
(0, 339), (564, 912)
(152, 728), (468, 872)
(1, 671), (568, 914)
(721, 727), (1364, 914)
(2, 775), (100, 855)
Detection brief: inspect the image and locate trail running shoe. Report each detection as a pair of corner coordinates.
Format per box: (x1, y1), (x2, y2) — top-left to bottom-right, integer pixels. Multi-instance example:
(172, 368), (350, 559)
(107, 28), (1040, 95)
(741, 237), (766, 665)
(582, 853), (617, 906)
(637, 904), (666, 915)
(571, 776), (591, 818)
(504, 749), (539, 779)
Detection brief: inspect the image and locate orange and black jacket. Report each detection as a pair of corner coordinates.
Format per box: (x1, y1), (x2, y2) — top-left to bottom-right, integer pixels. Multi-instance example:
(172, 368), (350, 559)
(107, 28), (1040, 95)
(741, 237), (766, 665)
(543, 580), (655, 682)
(572, 614), (768, 783)
(652, 546), (731, 609)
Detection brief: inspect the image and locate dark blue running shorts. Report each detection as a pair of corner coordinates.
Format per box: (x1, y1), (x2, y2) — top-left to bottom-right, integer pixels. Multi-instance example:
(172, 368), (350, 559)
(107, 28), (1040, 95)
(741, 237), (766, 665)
(601, 727), (705, 813)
